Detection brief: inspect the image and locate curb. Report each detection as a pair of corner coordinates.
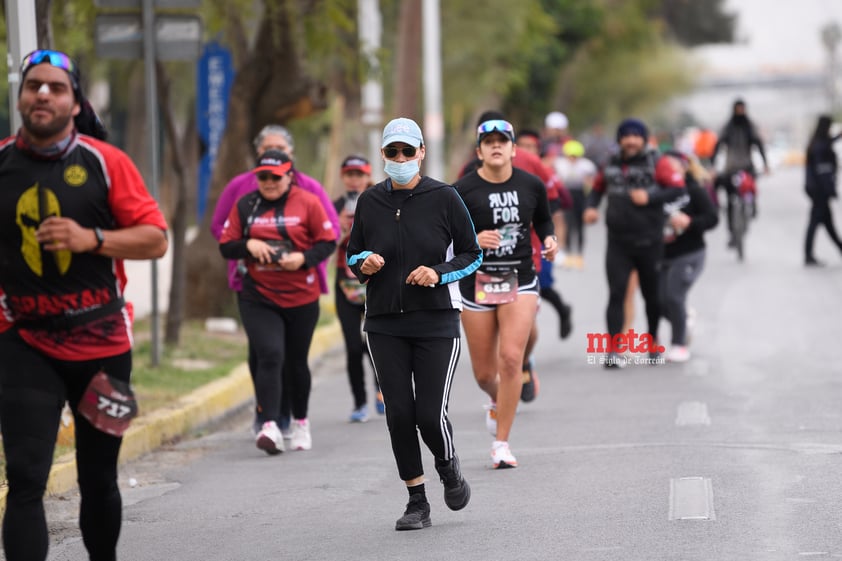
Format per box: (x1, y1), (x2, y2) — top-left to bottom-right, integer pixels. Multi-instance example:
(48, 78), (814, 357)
(0, 319), (342, 515)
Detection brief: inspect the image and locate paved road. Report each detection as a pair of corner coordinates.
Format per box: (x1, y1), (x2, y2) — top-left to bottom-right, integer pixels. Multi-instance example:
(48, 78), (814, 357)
(29, 166), (842, 560)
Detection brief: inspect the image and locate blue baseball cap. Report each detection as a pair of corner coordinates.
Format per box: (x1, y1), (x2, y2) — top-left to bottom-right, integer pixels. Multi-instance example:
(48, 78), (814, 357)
(381, 118), (424, 148)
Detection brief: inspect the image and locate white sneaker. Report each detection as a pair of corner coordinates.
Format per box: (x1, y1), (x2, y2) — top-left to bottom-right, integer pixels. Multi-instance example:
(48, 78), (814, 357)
(491, 440), (517, 469)
(484, 402), (497, 437)
(290, 418), (312, 451)
(667, 345), (690, 363)
(255, 421), (284, 455)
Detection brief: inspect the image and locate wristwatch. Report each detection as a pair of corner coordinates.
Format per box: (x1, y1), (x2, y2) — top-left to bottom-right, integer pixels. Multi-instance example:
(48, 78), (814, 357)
(92, 227), (105, 253)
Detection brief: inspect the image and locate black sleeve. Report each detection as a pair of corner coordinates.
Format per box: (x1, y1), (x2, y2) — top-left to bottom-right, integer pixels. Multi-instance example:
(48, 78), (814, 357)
(303, 240), (337, 268)
(648, 185), (685, 207)
(585, 170), (606, 208)
(219, 240), (249, 260)
(685, 185), (719, 234)
(333, 196), (345, 215)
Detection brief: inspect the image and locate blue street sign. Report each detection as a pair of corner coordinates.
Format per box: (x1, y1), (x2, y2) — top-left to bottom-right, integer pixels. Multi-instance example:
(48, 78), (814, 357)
(196, 41), (233, 221)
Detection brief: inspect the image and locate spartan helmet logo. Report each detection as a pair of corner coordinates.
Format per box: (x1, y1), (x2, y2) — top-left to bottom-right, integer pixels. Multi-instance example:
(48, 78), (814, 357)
(16, 184), (71, 277)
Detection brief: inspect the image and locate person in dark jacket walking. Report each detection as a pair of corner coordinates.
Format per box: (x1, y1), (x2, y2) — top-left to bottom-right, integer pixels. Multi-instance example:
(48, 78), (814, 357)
(346, 117), (482, 531)
(803, 115), (842, 266)
(659, 152), (719, 362)
(583, 118), (685, 368)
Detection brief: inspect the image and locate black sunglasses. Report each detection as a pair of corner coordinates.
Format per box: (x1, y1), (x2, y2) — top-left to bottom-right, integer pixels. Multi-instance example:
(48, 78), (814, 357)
(383, 146), (417, 159)
(257, 172), (284, 182)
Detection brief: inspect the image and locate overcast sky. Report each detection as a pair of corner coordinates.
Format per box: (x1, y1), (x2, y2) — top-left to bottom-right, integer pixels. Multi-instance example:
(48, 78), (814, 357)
(695, 0), (842, 76)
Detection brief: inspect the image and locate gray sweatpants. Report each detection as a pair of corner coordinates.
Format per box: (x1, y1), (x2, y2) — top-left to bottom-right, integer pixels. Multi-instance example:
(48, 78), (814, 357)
(659, 248), (706, 345)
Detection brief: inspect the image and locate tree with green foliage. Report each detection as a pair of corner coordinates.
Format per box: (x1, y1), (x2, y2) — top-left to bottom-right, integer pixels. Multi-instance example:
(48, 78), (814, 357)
(2, 0), (738, 328)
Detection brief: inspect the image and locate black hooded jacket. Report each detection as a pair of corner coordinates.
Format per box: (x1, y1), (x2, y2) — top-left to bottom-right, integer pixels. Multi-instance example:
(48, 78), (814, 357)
(346, 176), (482, 337)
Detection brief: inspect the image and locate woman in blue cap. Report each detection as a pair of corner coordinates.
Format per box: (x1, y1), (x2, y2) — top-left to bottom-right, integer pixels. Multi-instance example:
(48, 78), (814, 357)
(346, 117), (482, 530)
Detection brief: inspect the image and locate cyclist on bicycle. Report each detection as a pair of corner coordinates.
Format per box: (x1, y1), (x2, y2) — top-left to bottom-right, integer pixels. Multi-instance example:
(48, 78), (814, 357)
(711, 98), (770, 246)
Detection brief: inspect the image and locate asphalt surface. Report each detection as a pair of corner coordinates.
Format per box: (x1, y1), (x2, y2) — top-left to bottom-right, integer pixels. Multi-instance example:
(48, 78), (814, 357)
(22, 165), (842, 561)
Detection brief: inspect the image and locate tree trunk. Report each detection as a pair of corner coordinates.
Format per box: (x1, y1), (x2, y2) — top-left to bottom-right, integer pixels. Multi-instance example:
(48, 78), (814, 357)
(124, 65), (150, 191)
(156, 61), (192, 345)
(394, 0), (422, 119)
(184, 0), (328, 319)
(35, 0), (52, 49)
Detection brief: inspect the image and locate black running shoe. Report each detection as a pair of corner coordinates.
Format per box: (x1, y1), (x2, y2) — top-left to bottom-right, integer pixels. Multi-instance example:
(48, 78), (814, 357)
(560, 304), (573, 339)
(435, 455), (471, 511)
(520, 361), (538, 403)
(395, 494), (431, 531)
(603, 352), (625, 369)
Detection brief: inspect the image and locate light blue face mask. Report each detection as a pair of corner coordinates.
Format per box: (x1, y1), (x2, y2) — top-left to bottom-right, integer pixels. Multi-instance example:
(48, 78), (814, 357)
(384, 159), (420, 185)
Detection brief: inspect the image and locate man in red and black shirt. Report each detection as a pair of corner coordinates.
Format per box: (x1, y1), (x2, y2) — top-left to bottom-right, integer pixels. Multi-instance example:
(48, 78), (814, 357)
(0, 50), (168, 561)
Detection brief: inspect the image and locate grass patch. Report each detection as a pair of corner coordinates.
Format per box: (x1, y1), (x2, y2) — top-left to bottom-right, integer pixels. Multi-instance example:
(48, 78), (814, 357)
(131, 318), (249, 413)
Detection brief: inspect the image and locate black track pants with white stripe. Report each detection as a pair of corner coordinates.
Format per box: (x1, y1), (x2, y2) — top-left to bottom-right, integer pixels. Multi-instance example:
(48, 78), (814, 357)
(367, 334), (461, 481)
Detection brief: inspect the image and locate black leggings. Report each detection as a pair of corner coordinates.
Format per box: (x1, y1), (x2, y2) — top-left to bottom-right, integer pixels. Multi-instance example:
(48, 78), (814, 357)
(605, 239), (662, 339)
(238, 298), (319, 421)
(564, 189), (587, 254)
(335, 287), (377, 409)
(367, 334), (460, 481)
(805, 195), (842, 258)
(0, 330), (130, 561)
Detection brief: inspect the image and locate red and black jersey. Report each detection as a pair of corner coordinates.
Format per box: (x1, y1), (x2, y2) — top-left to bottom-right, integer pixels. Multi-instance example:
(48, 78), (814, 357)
(0, 132), (168, 360)
(0, 288), (11, 334)
(219, 187), (337, 309)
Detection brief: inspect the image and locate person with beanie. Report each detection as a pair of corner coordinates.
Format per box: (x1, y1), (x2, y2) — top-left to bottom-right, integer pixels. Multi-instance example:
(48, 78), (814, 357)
(583, 118), (685, 368)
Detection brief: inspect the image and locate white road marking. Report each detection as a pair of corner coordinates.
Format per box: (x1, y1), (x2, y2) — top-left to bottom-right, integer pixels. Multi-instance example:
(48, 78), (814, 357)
(675, 401), (711, 426)
(669, 477), (716, 520)
(686, 358), (710, 377)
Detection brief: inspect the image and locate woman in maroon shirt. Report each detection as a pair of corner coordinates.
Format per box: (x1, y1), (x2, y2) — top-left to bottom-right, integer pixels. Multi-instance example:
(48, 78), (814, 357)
(219, 150), (336, 454)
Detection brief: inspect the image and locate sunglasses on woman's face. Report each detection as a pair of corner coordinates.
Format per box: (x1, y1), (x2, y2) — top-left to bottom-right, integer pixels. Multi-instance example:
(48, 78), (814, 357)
(383, 146), (417, 159)
(257, 172), (284, 182)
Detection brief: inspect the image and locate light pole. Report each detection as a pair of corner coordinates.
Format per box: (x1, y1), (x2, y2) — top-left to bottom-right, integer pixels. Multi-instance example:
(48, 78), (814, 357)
(4, 0), (38, 135)
(821, 22), (841, 115)
(358, 0), (384, 180)
(422, 0), (444, 181)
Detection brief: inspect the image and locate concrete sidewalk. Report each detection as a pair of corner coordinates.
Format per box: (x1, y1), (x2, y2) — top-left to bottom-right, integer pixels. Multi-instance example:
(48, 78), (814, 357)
(0, 319), (342, 516)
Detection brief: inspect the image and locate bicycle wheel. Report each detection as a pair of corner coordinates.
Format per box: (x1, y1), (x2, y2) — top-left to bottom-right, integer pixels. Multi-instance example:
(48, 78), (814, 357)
(729, 195), (745, 261)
